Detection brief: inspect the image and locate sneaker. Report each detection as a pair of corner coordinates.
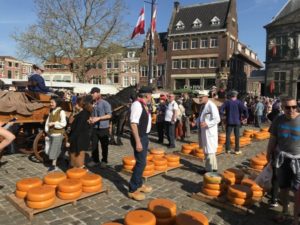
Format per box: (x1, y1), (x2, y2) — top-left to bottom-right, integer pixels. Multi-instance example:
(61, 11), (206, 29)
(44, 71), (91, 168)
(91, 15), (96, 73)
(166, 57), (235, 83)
(100, 162), (107, 168)
(87, 161), (99, 167)
(138, 185), (152, 193)
(234, 151), (242, 155)
(128, 191), (145, 201)
(270, 202), (279, 208)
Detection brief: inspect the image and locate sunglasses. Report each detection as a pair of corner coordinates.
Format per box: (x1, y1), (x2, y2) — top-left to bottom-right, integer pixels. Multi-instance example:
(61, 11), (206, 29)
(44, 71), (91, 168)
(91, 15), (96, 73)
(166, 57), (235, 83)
(284, 105), (297, 110)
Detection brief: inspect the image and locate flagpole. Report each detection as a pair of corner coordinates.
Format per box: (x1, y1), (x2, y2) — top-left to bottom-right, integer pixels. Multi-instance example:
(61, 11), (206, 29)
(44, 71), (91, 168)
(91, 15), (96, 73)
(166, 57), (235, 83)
(148, 0), (156, 86)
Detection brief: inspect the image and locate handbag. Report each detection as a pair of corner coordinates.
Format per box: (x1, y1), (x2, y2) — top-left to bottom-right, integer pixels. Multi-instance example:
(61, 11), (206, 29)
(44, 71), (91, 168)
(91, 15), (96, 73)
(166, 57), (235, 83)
(254, 162), (273, 191)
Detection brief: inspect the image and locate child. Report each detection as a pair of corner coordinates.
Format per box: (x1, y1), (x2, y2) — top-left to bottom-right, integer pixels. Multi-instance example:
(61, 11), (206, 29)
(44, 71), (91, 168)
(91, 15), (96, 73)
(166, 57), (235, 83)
(45, 97), (67, 172)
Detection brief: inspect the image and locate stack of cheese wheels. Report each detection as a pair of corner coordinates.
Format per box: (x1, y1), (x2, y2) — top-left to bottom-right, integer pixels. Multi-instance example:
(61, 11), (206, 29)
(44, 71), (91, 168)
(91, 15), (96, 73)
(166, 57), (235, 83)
(81, 173), (102, 193)
(43, 172), (67, 190)
(143, 161), (155, 177)
(15, 177), (43, 199)
(165, 154), (180, 167)
(243, 129), (254, 138)
(254, 131), (270, 140)
(190, 142), (199, 149)
(218, 133), (226, 144)
(250, 153), (268, 171)
(150, 148), (165, 159)
(124, 210), (156, 225)
(202, 172), (223, 197)
(101, 223), (123, 225)
(147, 154), (153, 161)
(123, 156), (136, 171)
(148, 198), (176, 225)
(66, 168), (87, 179)
(239, 137), (251, 147)
(217, 144), (223, 154)
(193, 147), (205, 159)
(57, 179), (82, 200)
(153, 157), (168, 172)
(261, 127), (269, 132)
(26, 186), (56, 209)
(223, 168), (245, 185)
(176, 210), (209, 225)
(181, 144), (194, 154)
(241, 178), (264, 200)
(227, 184), (253, 206)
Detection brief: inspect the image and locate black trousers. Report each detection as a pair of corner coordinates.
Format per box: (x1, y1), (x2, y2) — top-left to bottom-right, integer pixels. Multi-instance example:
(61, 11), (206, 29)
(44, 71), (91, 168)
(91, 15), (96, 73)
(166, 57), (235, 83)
(156, 122), (164, 143)
(225, 125), (240, 152)
(91, 128), (109, 163)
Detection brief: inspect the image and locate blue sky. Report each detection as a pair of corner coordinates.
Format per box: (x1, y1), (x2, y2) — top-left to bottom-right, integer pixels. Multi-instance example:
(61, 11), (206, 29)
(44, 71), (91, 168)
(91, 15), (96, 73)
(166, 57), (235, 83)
(0, 0), (286, 64)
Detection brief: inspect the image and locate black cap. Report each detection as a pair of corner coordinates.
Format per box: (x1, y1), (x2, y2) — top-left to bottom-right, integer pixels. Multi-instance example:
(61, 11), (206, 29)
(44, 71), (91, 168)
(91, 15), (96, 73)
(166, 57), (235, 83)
(139, 86), (153, 94)
(90, 87), (100, 94)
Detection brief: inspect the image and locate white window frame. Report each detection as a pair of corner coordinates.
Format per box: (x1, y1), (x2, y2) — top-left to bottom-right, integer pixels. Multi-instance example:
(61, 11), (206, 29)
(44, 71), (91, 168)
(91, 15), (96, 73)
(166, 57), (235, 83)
(210, 37), (218, 48)
(209, 58), (217, 68)
(190, 59), (198, 68)
(131, 76), (137, 85)
(211, 16), (220, 25)
(182, 40), (188, 50)
(199, 59), (208, 68)
(191, 39), (198, 49)
(200, 38), (208, 48)
(176, 20), (185, 30)
(123, 76), (129, 87)
(172, 59), (180, 69)
(192, 18), (202, 28)
(173, 41), (180, 50)
(131, 65), (137, 73)
(181, 59), (188, 69)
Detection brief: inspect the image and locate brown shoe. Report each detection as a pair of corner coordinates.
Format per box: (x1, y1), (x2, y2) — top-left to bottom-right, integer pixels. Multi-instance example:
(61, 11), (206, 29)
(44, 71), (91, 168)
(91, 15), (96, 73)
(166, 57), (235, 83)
(138, 184), (153, 193)
(128, 191), (145, 201)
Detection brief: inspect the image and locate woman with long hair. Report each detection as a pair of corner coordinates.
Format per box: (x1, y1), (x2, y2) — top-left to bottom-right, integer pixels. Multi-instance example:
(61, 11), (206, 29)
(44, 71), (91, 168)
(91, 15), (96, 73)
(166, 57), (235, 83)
(69, 96), (93, 168)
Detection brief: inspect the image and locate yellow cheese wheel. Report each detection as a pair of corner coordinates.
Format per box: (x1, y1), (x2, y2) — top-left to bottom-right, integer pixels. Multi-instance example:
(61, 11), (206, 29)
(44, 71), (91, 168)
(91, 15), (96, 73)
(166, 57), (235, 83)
(147, 154), (154, 161)
(256, 152), (267, 160)
(219, 133), (226, 138)
(261, 127), (269, 132)
(148, 198), (176, 218)
(194, 152), (205, 159)
(43, 184), (57, 189)
(243, 133), (252, 138)
(57, 189), (82, 200)
(204, 172), (222, 184)
(26, 186), (56, 202)
(153, 158), (168, 166)
(44, 172), (66, 185)
(58, 179), (82, 193)
(250, 163), (264, 170)
(194, 147), (204, 154)
(26, 197), (55, 209)
(150, 148), (165, 155)
(182, 144), (194, 152)
(16, 178), (43, 192)
(66, 168), (87, 179)
(15, 190), (27, 199)
(80, 173), (102, 187)
(152, 154), (165, 159)
(122, 156), (136, 166)
(227, 195), (252, 206)
(164, 154), (180, 162)
(203, 182), (223, 191)
(228, 185), (252, 199)
(144, 162), (155, 171)
(222, 173), (235, 185)
(250, 157), (267, 166)
(189, 142), (199, 148)
(155, 165), (168, 171)
(181, 149), (193, 154)
(241, 178), (263, 191)
(101, 223), (123, 225)
(167, 161), (180, 167)
(123, 164), (134, 171)
(252, 190), (264, 197)
(143, 170), (155, 177)
(82, 184), (102, 193)
(176, 210), (209, 225)
(124, 210), (156, 225)
(156, 217), (175, 225)
(224, 168), (244, 180)
(202, 187), (221, 197)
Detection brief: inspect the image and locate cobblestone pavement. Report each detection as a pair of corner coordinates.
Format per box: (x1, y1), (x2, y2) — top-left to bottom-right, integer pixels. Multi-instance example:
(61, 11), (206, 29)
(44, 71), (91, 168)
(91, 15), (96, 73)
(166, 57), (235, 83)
(0, 126), (294, 225)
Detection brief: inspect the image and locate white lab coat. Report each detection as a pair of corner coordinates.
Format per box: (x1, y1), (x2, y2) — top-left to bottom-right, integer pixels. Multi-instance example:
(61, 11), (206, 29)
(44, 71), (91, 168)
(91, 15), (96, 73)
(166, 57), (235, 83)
(197, 100), (221, 154)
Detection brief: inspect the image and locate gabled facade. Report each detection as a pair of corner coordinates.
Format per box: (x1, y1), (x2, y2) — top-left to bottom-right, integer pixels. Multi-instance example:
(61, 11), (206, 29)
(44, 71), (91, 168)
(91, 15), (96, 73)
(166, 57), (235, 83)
(166, 0), (239, 90)
(264, 0), (300, 98)
(139, 32), (168, 88)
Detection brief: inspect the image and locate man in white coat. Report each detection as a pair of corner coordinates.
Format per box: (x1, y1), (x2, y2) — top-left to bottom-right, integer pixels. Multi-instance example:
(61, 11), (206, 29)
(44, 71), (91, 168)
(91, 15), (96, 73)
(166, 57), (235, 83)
(196, 90), (221, 173)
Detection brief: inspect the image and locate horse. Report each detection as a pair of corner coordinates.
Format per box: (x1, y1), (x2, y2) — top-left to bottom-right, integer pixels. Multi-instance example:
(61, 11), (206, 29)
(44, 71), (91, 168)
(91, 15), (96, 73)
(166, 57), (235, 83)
(105, 85), (137, 145)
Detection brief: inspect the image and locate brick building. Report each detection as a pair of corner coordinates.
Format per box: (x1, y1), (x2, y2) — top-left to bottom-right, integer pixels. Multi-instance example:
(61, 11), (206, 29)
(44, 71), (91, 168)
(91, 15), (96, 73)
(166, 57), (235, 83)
(0, 56), (32, 79)
(264, 0), (300, 99)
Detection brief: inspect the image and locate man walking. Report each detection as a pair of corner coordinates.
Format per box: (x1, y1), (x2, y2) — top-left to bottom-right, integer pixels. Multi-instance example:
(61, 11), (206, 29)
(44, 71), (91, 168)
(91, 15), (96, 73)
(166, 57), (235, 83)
(196, 90), (220, 173)
(254, 97), (264, 128)
(267, 97), (300, 225)
(89, 87), (112, 168)
(165, 94), (178, 148)
(220, 90), (248, 154)
(128, 86), (153, 201)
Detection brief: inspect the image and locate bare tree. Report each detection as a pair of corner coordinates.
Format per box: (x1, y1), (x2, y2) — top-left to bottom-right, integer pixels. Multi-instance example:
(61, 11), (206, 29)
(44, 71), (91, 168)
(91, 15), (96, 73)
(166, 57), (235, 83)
(13, 0), (129, 82)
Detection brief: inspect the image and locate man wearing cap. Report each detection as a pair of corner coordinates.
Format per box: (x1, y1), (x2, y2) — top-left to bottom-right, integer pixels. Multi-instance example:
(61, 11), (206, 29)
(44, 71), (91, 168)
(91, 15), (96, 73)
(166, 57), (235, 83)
(28, 64), (50, 93)
(220, 90), (248, 154)
(128, 86), (153, 201)
(196, 90), (220, 173)
(89, 87), (112, 168)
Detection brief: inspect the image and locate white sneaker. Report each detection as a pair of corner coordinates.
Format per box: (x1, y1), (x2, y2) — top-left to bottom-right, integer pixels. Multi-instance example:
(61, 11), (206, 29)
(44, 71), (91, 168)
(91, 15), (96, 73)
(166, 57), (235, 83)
(87, 161), (99, 167)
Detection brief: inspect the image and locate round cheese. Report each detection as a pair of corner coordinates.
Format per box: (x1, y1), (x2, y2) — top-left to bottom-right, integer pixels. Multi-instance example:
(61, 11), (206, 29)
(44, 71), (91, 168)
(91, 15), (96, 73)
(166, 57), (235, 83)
(26, 186), (56, 202)
(58, 179), (82, 193)
(57, 189), (82, 200)
(148, 198), (176, 218)
(80, 173), (102, 187)
(124, 210), (156, 225)
(44, 172), (66, 185)
(16, 178), (43, 192)
(66, 168), (87, 179)
(176, 210), (209, 225)
(26, 197), (55, 209)
(82, 184), (102, 193)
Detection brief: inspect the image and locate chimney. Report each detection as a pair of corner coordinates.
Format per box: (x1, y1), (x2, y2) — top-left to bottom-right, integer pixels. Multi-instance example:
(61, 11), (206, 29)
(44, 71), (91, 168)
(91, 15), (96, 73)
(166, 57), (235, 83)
(174, 1), (180, 12)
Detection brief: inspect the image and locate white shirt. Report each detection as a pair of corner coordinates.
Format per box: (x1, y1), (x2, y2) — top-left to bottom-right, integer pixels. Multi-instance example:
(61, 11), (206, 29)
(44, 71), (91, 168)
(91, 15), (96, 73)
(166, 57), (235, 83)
(130, 101), (152, 134)
(165, 100), (179, 122)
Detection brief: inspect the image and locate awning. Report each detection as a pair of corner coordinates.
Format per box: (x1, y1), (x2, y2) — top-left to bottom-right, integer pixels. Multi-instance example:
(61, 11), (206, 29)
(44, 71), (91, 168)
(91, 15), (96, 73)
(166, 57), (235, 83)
(171, 73), (216, 78)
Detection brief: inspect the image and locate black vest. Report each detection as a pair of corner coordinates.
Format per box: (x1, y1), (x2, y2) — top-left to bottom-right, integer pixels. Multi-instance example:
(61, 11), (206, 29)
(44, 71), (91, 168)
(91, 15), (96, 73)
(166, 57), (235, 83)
(137, 101), (149, 137)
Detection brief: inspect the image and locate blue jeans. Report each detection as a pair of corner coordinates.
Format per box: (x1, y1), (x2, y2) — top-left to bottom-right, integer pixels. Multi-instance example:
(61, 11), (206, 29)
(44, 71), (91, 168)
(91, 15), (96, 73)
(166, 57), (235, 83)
(129, 134), (149, 193)
(255, 115), (262, 128)
(225, 125), (240, 152)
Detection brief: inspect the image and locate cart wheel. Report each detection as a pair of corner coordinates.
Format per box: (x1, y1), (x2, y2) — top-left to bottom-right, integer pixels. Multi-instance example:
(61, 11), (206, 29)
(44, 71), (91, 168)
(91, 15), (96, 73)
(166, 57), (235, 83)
(33, 131), (69, 163)
(33, 130), (46, 162)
